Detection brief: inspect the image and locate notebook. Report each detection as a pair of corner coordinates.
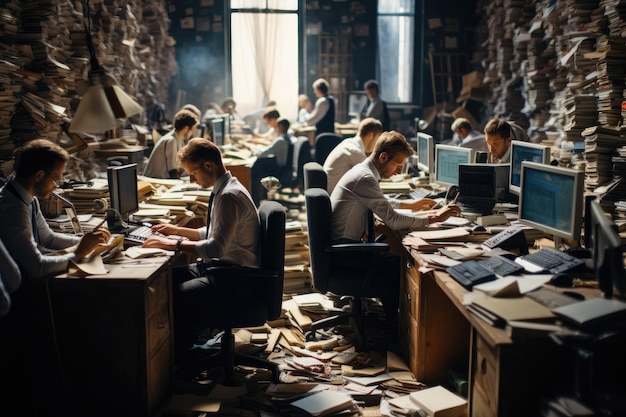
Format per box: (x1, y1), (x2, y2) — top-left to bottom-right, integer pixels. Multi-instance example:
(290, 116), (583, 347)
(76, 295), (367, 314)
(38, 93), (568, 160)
(289, 390), (354, 417)
(552, 298), (626, 327)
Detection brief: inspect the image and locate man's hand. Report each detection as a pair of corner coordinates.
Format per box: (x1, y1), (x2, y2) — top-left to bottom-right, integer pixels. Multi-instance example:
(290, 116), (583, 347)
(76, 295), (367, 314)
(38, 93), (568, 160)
(142, 236), (175, 250)
(151, 224), (178, 236)
(404, 198), (437, 211)
(428, 204), (462, 223)
(74, 229), (111, 260)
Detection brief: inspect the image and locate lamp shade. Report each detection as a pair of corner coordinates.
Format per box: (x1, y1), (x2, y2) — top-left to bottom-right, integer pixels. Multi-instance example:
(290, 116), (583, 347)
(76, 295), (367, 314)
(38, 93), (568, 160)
(69, 70), (143, 133)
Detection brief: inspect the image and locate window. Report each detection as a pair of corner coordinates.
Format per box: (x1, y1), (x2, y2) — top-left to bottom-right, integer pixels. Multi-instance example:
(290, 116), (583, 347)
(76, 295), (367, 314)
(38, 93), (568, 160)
(377, 0), (415, 103)
(230, 1), (300, 120)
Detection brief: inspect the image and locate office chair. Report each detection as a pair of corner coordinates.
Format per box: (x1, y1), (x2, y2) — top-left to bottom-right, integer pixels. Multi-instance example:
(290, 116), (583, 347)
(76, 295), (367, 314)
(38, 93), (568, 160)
(293, 136), (313, 190)
(314, 133), (342, 165)
(303, 161), (327, 191)
(304, 188), (392, 351)
(250, 156), (280, 205)
(192, 201), (286, 386)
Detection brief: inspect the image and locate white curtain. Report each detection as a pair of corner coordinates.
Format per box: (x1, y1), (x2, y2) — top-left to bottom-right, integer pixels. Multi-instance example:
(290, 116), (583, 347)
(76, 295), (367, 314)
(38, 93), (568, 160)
(231, 11), (299, 121)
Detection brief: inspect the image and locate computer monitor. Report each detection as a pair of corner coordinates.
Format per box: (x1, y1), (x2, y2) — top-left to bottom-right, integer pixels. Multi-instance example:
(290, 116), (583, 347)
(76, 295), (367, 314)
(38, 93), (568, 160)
(434, 144), (474, 187)
(588, 200), (624, 299)
(509, 140), (551, 195)
(458, 164), (510, 202)
(107, 163), (139, 229)
(417, 132), (435, 177)
(519, 161), (584, 242)
(208, 115), (229, 147)
(348, 91), (368, 119)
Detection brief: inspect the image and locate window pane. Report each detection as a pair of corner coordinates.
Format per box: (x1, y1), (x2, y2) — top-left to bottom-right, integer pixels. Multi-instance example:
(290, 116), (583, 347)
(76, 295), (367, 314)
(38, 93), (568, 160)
(377, 16), (414, 102)
(231, 0), (297, 10)
(378, 0), (414, 14)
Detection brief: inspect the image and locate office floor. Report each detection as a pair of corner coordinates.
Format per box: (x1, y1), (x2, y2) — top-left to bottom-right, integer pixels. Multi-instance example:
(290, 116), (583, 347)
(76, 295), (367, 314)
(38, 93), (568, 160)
(160, 191), (406, 416)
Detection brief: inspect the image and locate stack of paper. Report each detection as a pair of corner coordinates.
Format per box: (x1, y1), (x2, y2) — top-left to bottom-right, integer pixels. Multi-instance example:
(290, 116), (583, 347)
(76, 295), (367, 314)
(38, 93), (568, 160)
(289, 390), (354, 417)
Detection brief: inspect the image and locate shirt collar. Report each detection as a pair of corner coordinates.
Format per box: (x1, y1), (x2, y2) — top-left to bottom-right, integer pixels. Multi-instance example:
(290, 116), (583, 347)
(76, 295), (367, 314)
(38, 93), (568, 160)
(212, 171), (232, 196)
(7, 177), (34, 205)
(364, 158), (381, 182)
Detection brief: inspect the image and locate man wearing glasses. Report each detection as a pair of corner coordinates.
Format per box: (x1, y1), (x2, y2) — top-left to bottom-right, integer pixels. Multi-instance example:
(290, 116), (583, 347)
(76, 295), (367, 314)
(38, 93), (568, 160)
(0, 139), (110, 279)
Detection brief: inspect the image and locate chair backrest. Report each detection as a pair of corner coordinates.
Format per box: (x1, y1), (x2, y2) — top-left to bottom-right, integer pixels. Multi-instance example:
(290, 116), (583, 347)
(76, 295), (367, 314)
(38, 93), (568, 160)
(303, 161), (327, 191)
(304, 188), (333, 293)
(293, 136), (313, 189)
(314, 133), (343, 165)
(277, 136), (295, 186)
(258, 201), (286, 320)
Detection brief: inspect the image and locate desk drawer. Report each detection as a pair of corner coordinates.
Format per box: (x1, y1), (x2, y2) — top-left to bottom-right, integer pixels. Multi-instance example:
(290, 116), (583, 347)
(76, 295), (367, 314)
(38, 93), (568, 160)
(473, 333), (499, 416)
(148, 303), (171, 356)
(146, 270), (168, 314)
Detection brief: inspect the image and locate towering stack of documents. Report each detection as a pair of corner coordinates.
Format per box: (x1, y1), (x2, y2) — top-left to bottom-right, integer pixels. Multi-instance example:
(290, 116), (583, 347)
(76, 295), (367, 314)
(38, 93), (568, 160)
(582, 125), (625, 200)
(63, 178), (110, 214)
(591, 36), (626, 127)
(283, 220), (311, 295)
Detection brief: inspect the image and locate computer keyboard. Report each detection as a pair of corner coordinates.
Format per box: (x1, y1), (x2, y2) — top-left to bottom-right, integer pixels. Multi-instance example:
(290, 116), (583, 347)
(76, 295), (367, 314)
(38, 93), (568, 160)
(525, 287), (580, 310)
(409, 188), (430, 200)
(125, 225), (156, 245)
(516, 247), (584, 274)
(478, 255), (525, 277)
(446, 260), (496, 289)
(457, 197), (496, 215)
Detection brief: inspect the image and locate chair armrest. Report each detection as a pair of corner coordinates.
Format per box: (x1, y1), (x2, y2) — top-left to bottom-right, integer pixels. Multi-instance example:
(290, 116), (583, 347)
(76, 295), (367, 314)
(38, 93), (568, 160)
(326, 242), (389, 254)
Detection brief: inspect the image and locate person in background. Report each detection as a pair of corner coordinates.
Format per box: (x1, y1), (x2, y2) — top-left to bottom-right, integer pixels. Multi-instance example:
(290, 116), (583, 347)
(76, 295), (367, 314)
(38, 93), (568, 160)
(145, 92), (168, 139)
(180, 103), (202, 121)
(221, 97), (243, 121)
(255, 117), (293, 170)
(451, 117), (487, 152)
(0, 139), (110, 279)
(360, 79), (391, 131)
(243, 99), (277, 135)
(141, 138), (260, 366)
(330, 131), (461, 319)
(0, 239), (20, 317)
(303, 78), (335, 134)
(324, 117), (382, 194)
(297, 94), (313, 124)
(144, 109), (199, 178)
(253, 107), (281, 140)
(484, 118), (513, 163)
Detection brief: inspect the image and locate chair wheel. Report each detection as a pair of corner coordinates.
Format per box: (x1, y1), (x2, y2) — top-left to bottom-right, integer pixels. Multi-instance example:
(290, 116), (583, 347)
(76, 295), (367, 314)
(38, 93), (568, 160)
(305, 331), (318, 341)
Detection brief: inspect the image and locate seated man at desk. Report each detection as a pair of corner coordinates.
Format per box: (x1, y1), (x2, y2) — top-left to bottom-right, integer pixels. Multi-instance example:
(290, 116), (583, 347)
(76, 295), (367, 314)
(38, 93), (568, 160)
(143, 109), (199, 179)
(254, 117), (293, 170)
(0, 139), (110, 278)
(253, 107), (280, 140)
(331, 131), (461, 318)
(141, 138), (260, 362)
(451, 117), (488, 152)
(484, 118), (515, 164)
(324, 117), (382, 194)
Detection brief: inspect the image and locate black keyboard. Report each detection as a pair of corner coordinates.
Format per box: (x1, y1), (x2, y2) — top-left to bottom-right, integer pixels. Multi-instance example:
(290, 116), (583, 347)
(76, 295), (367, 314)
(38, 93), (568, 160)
(446, 260), (496, 289)
(525, 287), (580, 309)
(457, 197), (496, 215)
(478, 255), (525, 277)
(517, 247), (584, 274)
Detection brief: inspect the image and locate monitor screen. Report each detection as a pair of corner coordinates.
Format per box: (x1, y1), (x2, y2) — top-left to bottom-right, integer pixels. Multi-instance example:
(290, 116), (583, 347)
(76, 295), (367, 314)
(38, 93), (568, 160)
(417, 132), (435, 176)
(589, 200), (624, 298)
(458, 164), (510, 202)
(348, 91), (368, 117)
(519, 161), (584, 241)
(209, 116), (226, 147)
(107, 163), (139, 222)
(509, 140), (551, 195)
(435, 144), (474, 187)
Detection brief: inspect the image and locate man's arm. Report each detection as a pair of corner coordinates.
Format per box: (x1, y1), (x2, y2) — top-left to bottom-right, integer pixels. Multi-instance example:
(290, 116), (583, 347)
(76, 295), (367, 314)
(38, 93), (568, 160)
(304, 98), (329, 126)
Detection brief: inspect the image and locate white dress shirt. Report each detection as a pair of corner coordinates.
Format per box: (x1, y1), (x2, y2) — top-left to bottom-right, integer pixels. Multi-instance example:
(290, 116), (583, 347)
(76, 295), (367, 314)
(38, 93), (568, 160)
(196, 172), (260, 268)
(330, 159), (429, 242)
(255, 134), (291, 168)
(323, 136), (366, 194)
(0, 178), (80, 278)
(304, 96), (331, 126)
(143, 130), (183, 178)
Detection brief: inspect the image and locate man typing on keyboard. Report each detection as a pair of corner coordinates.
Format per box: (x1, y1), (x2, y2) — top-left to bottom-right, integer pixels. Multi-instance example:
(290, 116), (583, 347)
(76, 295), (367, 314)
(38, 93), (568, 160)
(141, 138), (260, 365)
(330, 131), (461, 319)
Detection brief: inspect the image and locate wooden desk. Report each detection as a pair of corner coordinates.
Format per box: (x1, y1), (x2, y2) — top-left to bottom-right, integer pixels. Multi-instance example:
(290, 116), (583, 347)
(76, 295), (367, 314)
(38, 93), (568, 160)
(30, 256), (175, 416)
(399, 247), (602, 417)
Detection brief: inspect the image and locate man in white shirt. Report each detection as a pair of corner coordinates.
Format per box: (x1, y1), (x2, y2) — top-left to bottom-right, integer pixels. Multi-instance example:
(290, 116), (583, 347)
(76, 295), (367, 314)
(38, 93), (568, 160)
(451, 117), (488, 152)
(323, 118), (382, 194)
(330, 132), (461, 319)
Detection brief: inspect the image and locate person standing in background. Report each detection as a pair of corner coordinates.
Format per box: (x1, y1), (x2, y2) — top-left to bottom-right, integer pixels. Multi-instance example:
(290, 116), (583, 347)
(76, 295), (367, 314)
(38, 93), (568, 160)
(360, 79), (391, 131)
(303, 78), (335, 134)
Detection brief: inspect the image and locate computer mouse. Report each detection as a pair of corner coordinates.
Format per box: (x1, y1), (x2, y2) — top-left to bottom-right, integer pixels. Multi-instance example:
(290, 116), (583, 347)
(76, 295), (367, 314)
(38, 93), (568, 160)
(549, 272), (574, 287)
(472, 225), (487, 233)
(562, 291), (585, 301)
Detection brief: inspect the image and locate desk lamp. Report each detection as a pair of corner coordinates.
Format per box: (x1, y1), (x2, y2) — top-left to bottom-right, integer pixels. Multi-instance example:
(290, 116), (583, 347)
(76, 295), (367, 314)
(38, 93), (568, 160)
(69, 0), (142, 134)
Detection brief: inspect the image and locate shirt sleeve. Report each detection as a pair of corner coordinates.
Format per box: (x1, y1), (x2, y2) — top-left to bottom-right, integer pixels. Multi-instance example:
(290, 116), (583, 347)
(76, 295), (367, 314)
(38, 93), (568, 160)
(195, 193), (241, 261)
(164, 138), (179, 177)
(304, 97), (329, 126)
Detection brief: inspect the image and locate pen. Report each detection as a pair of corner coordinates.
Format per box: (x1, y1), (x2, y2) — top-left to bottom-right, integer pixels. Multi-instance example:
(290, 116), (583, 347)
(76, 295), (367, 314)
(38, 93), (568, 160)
(451, 192), (460, 205)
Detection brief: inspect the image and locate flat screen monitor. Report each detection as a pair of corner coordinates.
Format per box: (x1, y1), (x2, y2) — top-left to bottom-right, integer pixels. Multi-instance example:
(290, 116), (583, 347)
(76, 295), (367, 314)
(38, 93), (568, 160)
(509, 140), (551, 195)
(208, 115), (228, 147)
(589, 200), (624, 298)
(107, 163), (139, 224)
(434, 144), (474, 187)
(458, 164), (510, 202)
(417, 132), (435, 177)
(348, 91), (368, 118)
(519, 161), (584, 241)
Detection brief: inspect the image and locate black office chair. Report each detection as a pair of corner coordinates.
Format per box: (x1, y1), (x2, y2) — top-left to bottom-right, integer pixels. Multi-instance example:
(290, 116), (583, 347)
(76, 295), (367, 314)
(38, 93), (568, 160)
(293, 136), (313, 190)
(314, 133), (342, 165)
(304, 188), (391, 351)
(192, 201), (286, 386)
(250, 156), (280, 205)
(303, 161), (327, 191)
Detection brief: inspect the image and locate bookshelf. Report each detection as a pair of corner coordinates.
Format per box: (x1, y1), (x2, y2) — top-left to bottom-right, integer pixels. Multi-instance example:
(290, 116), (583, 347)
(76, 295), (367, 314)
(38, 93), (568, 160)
(318, 34), (353, 123)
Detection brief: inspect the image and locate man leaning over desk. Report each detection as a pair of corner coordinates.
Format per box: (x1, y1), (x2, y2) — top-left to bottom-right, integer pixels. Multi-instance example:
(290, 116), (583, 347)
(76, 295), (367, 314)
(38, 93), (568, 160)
(330, 131), (461, 318)
(141, 138), (260, 361)
(0, 139), (110, 279)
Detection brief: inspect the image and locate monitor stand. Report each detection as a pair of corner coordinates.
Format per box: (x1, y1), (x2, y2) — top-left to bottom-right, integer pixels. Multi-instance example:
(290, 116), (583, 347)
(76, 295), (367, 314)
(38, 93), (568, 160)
(106, 211), (138, 235)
